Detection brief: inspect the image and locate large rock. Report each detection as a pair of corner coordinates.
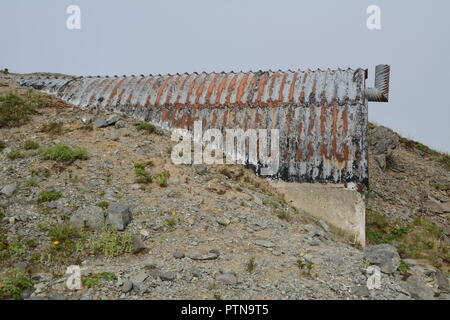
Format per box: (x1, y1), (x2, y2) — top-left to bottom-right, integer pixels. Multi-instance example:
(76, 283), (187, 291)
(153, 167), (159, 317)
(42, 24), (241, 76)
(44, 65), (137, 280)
(370, 126), (399, 169)
(370, 126), (400, 155)
(402, 276), (435, 300)
(107, 203), (132, 231)
(1, 184), (17, 197)
(69, 206), (105, 229)
(364, 244), (401, 274)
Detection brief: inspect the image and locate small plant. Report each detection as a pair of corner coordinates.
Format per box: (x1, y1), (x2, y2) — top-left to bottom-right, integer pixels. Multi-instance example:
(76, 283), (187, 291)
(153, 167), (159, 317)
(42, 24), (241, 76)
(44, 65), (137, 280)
(0, 141), (6, 151)
(246, 257), (257, 273)
(7, 151), (24, 160)
(82, 272), (116, 289)
(41, 122), (63, 134)
(40, 143), (88, 164)
(23, 140), (40, 150)
(82, 124), (93, 131)
(398, 260), (410, 274)
(37, 190), (62, 203)
(82, 225), (133, 258)
(97, 201), (109, 209)
(362, 258), (371, 269)
(165, 218), (177, 229)
(276, 210), (291, 222)
(0, 68), (9, 74)
(296, 258), (313, 277)
(153, 172), (170, 187)
(27, 178), (38, 187)
(8, 242), (25, 258)
(134, 162), (152, 184)
(136, 123), (157, 134)
(0, 271), (34, 300)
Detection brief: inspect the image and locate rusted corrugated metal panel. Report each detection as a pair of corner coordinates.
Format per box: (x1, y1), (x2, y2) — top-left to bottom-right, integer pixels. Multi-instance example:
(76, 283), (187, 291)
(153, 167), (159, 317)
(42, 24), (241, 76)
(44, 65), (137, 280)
(13, 68), (371, 187)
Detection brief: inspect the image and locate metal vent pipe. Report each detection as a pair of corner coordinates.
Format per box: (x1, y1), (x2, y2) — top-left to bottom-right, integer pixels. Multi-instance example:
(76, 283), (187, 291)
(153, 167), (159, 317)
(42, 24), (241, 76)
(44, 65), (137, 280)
(365, 64), (390, 102)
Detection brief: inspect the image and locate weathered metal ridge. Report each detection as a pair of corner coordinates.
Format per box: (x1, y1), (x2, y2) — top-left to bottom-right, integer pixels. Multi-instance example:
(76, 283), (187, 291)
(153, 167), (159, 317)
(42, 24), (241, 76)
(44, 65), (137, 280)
(13, 65), (390, 187)
(14, 68), (370, 109)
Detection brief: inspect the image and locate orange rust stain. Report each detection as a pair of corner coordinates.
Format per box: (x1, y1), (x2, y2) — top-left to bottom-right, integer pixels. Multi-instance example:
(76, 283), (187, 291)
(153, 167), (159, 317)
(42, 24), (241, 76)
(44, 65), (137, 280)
(108, 78), (126, 104)
(342, 106), (348, 134)
(155, 76), (171, 106)
(288, 72), (298, 103)
(127, 77), (145, 104)
(194, 79), (206, 107)
(236, 74), (249, 104)
(320, 143), (331, 160)
(320, 104), (327, 135)
(174, 75), (190, 108)
(225, 74), (238, 106)
(246, 75), (257, 105)
(256, 74), (268, 106)
(186, 74), (200, 105)
(223, 109), (229, 127)
(211, 111), (217, 127)
(215, 74), (229, 106)
(307, 108), (315, 136)
(277, 73), (288, 106)
(161, 110), (169, 122)
(205, 74), (219, 106)
(164, 75), (180, 106)
(307, 142), (314, 160)
(268, 73), (279, 106)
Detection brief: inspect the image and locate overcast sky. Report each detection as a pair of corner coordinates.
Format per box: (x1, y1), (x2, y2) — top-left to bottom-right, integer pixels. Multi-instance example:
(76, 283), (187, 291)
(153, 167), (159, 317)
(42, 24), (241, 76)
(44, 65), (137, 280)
(1, 0), (449, 152)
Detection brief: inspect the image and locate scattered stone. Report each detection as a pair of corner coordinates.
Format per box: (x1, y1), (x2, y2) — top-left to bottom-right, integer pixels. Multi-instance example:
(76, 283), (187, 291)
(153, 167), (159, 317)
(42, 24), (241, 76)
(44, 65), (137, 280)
(69, 206), (105, 229)
(216, 273), (238, 286)
(319, 220), (330, 232)
(1, 184), (17, 197)
(121, 281), (133, 293)
(159, 272), (177, 282)
(132, 235), (148, 254)
(403, 259), (419, 267)
(191, 267), (202, 278)
(115, 120), (126, 129)
(93, 118), (108, 129)
(188, 249), (220, 261)
(254, 240), (276, 248)
(173, 250), (185, 259)
(402, 276), (435, 300)
(106, 115), (121, 126)
(304, 224), (327, 239)
(435, 271), (450, 293)
(424, 198), (446, 214)
(132, 272), (148, 285)
(194, 164), (208, 175)
(107, 203), (132, 231)
(370, 126), (399, 168)
(364, 244), (400, 274)
(351, 285), (370, 297)
(216, 217), (230, 226)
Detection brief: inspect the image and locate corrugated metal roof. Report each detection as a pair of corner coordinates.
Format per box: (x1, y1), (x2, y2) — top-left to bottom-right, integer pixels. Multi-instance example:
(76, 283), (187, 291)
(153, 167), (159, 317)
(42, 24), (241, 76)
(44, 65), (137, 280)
(15, 68), (366, 109)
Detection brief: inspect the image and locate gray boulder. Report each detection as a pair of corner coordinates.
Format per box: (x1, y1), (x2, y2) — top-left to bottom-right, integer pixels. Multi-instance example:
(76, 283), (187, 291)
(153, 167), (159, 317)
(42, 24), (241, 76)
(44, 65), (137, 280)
(364, 244), (400, 274)
(107, 203), (132, 231)
(1, 184), (17, 197)
(92, 118), (108, 129)
(370, 126), (399, 169)
(69, 206), (105, 229)
(402, 276), (435, 300)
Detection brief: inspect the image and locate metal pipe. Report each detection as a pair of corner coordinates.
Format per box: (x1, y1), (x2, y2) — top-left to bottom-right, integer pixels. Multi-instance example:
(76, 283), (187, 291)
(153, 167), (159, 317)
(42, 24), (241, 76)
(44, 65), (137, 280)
(366, 64), (390, 102)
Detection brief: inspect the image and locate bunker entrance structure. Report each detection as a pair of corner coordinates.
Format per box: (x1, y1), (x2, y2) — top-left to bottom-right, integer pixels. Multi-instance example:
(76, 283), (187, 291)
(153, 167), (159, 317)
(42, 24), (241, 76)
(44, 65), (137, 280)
(13, 65), (390, 247)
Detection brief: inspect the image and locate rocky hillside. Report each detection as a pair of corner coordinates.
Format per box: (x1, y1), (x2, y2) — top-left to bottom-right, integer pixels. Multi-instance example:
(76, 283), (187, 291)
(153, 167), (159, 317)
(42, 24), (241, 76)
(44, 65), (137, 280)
(0, 78), (448, 300)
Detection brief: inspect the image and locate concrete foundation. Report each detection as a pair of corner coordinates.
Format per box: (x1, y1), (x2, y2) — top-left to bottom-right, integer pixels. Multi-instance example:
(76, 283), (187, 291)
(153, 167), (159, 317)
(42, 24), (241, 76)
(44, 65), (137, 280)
(270, 182), (366, 248)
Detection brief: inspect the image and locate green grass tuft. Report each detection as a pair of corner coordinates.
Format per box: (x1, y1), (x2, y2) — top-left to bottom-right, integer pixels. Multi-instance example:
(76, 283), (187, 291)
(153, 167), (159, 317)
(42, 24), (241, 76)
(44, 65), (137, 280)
(40, 143), (88, 164)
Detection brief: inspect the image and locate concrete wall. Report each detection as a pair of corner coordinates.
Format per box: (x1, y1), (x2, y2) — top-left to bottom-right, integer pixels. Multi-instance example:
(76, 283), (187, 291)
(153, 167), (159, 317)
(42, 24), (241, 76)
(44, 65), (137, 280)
(270, 182), (366, 248)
